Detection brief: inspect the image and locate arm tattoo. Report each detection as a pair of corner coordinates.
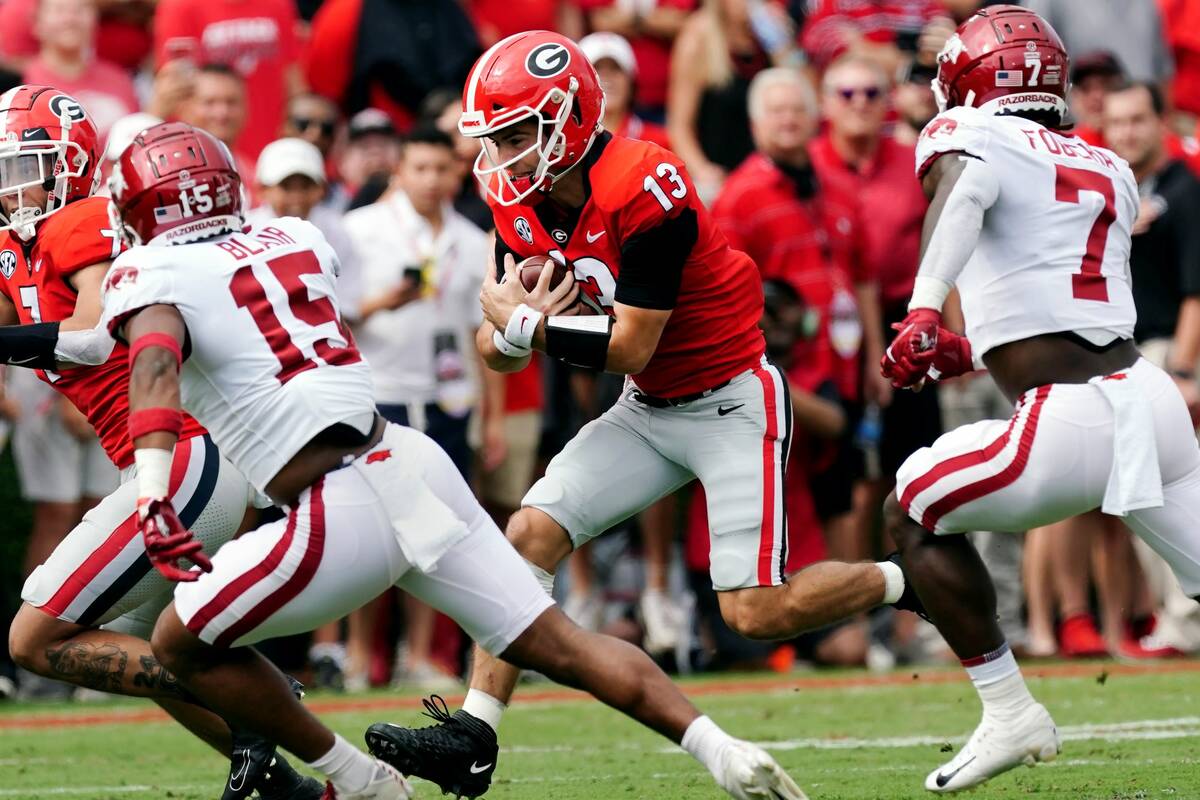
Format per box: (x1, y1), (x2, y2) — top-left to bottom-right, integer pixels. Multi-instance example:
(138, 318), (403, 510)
(132, 654), (188, 699)
(45, 642), (129, 693)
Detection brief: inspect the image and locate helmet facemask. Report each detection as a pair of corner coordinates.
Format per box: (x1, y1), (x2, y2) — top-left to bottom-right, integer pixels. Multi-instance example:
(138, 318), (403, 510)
(467, 76), (603, 207)
(0, 139), (90, 241)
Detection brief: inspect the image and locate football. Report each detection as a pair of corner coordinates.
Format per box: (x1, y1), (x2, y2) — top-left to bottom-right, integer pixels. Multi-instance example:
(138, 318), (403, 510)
(517, 255), (570, 293)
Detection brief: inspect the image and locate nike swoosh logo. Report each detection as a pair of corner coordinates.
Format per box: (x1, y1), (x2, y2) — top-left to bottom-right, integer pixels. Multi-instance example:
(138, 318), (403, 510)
(585, 230), (605, 243)
(520, 318), (528, 334)
(934, 755), (975, 788)
(469, 762), (493, 774)
(9, 355), (40, 366)
(228, 749), (251, 792)
(717, 404), (744, 416)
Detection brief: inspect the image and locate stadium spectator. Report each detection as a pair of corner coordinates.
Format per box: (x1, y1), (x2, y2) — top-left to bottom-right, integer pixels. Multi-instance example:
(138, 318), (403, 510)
(305, 0), (481, 131)
(580, 32), (672, 149)
(575, 0), (695, 119)
(21, 0), (138, 141)
(465, 0), (584, 46)
(340, 108), (403, 210)
(799, 0), (948, 74)
(1070, 52), (1126, 146)
(282, 93), (342, 162)
(892, 60), (939, 145)
(246, 137), (363, 317)
(344, 127), (490, 688)
(419, 89), (493, 231)
(153, 0), (304, 158)
(1158, 0), (1200, 126)
(667, 0), (797, 201)
(1103, 80), (1200, 654)
(0, 0), (154, 74)
(176, 65), (257, 188)
(1022, 0), (1173, 88)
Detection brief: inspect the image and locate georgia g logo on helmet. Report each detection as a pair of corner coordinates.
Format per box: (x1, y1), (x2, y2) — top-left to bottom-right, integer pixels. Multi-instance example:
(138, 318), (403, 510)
(526, 43), (570, 78)
(47, 94), (86, 124)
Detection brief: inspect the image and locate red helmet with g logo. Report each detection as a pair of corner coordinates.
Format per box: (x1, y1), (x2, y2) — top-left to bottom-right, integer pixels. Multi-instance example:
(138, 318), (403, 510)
(0, 85), (100, 241)
(459, 30), (605, 206)
(107, 121), (244, 247)
(934, 5), (1071, 128)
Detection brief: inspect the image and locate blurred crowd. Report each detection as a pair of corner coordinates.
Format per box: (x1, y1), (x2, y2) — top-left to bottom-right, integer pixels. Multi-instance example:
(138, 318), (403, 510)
(4, 0), (1200, 701)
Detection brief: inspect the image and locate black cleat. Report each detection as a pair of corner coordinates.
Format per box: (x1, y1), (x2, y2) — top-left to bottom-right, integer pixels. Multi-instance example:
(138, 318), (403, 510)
(365, 695), (498, 799)
(885, 551), (931, 622)
(222, 676), (322, 800)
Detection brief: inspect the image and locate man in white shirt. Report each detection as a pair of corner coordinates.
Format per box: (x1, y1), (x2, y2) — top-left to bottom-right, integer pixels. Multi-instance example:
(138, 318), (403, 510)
(247, 138), (364, 319)
(344, 127), (489, 477)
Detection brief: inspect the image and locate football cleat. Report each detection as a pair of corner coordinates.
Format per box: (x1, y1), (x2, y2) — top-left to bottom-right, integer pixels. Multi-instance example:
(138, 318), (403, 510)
(320, 760), (413, 799)
(223, 675), (324, 800)
(925, 703), (1061, 792)
(712, 741), (807, 800)
(366, 695), (498, 798)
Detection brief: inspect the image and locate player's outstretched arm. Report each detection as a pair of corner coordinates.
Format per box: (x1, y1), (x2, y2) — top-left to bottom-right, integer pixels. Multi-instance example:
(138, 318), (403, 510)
(124, 303), (212, 583)
(883, 153), (998, 388)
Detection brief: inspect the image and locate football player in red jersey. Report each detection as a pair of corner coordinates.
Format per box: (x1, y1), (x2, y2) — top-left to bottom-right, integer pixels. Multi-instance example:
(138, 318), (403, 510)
(0, 86), (322, 800)
(367, 31), (921, 796)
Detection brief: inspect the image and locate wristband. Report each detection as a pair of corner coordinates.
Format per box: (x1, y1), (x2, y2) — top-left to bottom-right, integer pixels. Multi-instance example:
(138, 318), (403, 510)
(129, 407), (183, 441)
(504, 304), (543, 351)
(492, 330), (531, 358)
(908, 276), (953, 313)
(135, 447), (173, 500)
(129, 332), (183, 369)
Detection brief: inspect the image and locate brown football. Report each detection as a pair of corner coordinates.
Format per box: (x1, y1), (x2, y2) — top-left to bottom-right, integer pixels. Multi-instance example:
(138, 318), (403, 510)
(517, 255), (569, 293)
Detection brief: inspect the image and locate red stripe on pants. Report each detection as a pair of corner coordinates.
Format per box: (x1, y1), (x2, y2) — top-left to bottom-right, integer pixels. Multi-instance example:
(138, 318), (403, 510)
(40, 438), (194, 616)
(213, 479), (327, 647)
(754, 368), (780, 586)
(899, 411), (1021, 513)
(920, 386), (1051, 530)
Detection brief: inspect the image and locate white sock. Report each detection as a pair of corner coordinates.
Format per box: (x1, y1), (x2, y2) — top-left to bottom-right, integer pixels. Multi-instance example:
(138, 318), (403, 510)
(962, 643), (1035, 719)
(681, 715), (736, 774)
(876, 560), (905, 605)
(462, 688), (506, 732)
(306, 733), (377, 794)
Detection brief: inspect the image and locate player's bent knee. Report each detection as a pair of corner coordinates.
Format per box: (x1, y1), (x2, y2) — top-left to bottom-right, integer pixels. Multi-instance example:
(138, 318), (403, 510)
(718, 589), (782, 641)
(8, 605), (66, 672)
(149, 607), (198, 675)
(884, 493), (924, 553)
(505, 507), (571, 571)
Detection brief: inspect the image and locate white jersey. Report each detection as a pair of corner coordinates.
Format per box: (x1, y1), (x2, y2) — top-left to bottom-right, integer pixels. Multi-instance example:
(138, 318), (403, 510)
(99, 217), (376, 493)
(915, 106), (1139, 357)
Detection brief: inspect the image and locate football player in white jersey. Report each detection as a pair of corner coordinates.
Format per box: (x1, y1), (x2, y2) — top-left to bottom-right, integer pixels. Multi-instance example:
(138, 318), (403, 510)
(879, 5), (1200, 794)
(97, 121), (804, 800)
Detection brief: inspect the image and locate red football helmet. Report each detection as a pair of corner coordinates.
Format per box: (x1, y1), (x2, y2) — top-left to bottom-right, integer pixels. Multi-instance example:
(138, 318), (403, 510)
(933, 5), (1071, 127)
(459, 30), (605, 206)
(0, 85), (100, 241)
(108, 122), (244, 247)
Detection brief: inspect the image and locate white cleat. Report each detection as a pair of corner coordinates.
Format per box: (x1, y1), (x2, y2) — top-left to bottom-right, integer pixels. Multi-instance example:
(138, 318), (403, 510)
(714, 741), (808, 800)
(925, 703), (1061, 793)
(322, 760), (413, 799)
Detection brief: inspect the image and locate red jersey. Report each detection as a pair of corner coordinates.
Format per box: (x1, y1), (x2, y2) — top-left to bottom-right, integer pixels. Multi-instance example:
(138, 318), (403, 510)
(490, 133), (765, 398)
(0, 198), (204, 469)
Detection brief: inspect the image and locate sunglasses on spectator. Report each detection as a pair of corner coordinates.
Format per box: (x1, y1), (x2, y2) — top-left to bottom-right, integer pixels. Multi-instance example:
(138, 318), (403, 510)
(290, 117), (337, 137)
(835, 86), (883, 102)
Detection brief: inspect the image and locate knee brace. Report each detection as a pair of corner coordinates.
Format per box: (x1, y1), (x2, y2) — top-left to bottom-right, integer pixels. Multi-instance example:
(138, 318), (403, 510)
(524, 559), (556, 597)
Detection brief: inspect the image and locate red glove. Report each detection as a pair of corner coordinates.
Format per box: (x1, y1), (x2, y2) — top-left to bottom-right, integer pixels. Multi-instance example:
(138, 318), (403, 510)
(139, 497), (212, 582)
(928, 328), (974, 382)
(881, 308), (940, 388)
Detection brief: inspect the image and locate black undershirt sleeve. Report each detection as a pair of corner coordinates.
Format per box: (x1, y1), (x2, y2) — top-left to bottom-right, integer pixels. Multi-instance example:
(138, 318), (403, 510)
(613, 208), (698, 310)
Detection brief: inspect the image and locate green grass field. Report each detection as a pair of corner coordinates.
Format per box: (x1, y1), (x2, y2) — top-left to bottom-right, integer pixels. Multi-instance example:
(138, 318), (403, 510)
(1, 661), (1197, 800)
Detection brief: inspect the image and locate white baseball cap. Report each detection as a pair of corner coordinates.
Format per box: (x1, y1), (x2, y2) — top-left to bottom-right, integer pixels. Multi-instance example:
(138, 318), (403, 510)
(256, 137), (326, 187)
(579, 32), (637, 77)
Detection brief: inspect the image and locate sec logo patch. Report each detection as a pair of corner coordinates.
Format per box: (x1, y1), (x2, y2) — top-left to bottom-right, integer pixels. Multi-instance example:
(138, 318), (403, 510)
(0, 250), (16, 279)
(514, 217), (534, 244)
